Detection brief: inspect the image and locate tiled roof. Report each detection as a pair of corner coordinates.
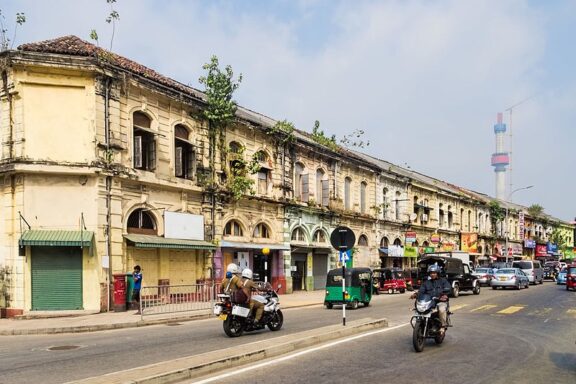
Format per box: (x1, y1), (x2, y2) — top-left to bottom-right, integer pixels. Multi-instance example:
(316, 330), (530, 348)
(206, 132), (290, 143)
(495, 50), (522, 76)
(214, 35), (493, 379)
(18, 35), (204, 101)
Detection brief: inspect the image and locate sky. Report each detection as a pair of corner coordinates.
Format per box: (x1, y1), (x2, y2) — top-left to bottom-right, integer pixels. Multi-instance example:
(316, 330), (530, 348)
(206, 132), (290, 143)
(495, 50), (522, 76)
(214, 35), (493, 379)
(3, 0), (576, 221)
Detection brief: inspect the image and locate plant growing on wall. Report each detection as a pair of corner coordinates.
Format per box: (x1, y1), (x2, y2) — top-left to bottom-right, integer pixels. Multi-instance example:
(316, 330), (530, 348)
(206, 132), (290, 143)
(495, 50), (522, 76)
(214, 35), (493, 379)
(268, 119), (295, 146)
(226, 145), (260, 200)
(199, 55), (242, 187)
(90, 0), (120, 51)
(489, 200), (505, 236)
(0, 9), (26, 51)
(311, 120), (338, 151)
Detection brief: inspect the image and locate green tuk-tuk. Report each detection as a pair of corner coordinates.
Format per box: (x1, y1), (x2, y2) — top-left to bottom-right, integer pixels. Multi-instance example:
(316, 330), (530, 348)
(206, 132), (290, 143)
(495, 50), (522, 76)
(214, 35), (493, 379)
(324, 267), (372, 309)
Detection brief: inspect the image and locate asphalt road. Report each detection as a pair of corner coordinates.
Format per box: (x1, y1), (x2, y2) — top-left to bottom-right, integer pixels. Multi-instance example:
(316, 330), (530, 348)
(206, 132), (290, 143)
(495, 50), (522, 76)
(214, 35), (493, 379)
(1, 283), (573, 384)
(192, 283), (576, 384)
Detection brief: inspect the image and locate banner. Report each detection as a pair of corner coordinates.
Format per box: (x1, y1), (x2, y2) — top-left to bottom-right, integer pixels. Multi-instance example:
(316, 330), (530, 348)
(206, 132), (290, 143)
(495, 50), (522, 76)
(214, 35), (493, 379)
(460, 233), (478, 253)
(518, 212), (525, 240)
(404, 246), (418, 258)
(524, 239), (536, 249)
(388, 245), (404, 257)
(535, 244), (547, 257)
(546, 242), (558, 253)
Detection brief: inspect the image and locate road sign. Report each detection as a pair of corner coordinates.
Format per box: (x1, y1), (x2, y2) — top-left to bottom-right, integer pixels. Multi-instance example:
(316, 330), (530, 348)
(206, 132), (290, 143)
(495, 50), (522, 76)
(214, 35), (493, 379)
(339, 250), (350, 262)
(330, 226), (356, 252)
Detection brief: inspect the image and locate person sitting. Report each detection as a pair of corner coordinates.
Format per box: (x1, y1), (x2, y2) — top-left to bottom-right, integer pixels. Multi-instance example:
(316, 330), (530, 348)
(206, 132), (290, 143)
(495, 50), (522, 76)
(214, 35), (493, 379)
(240, 268), (264, 325)
(411, 264), (452, 334)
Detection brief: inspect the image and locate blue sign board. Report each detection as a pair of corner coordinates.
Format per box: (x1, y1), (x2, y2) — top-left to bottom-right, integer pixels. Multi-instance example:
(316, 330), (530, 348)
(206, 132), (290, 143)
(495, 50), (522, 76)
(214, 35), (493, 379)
(524, 239), (536, 249)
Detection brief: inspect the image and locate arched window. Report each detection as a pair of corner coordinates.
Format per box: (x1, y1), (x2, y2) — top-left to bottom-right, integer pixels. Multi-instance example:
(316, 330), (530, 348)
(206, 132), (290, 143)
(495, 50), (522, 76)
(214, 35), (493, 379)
(229, 141), (242, 154)
(395, 191), (401, 220)
(380, 237), (389, 248)
(439, 203), (445, 228)
(253, 223), (270, 238)
(423, 241), (429, 247)
(127, 208), (157, 235)
(467, 210), (472, 231)
(294, 163), (308, 202)
(255, 151), (271, 196)
(382, 188), (389, 219)
(448, 206), (453, 228)
(313, 230), (327, 243)
(344, 177), (352, 210)
(133, 112), (156, 171)
(358, 234), (368, 246)
(360, 181), (367, 213)
(460, 208), (465, 229)
(291, 227), (306, 242)
(174, 124), (195, 180)
(254, 150), (268, 163)
(316, 169), (328, 207)
(393, 238), (402, 246)
(224, 220), (243, 237)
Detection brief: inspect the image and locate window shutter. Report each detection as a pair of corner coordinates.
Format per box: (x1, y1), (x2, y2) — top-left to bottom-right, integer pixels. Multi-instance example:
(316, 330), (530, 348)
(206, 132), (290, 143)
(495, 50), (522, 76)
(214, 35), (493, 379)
(148, 140), (156, 170)
(175, 146), (183, 177)
(322, 179), (329, 207)
(186, 148), (195, 179)
(134, 136), (143, 168)
(302, 174), (309, 202)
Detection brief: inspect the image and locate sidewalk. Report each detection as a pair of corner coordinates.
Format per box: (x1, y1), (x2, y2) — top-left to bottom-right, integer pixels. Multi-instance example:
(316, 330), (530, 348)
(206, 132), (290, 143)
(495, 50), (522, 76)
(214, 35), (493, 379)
(0, 290), (326, 336)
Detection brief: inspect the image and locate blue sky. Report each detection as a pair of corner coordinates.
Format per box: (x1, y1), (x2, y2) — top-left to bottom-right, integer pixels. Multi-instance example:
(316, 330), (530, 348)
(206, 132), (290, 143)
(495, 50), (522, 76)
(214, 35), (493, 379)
(3, 0), (575, 221)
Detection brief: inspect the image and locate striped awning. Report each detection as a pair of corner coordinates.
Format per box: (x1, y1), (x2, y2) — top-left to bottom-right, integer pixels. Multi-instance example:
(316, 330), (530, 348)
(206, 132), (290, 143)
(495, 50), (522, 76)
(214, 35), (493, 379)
(19, 230), (94, 247)
(124, 234), (216, 250)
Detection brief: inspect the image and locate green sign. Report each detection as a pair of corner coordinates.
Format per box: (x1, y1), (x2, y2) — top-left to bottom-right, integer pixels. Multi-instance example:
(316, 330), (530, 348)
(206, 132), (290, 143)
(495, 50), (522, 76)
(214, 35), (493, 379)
(404, 246), (418, 258)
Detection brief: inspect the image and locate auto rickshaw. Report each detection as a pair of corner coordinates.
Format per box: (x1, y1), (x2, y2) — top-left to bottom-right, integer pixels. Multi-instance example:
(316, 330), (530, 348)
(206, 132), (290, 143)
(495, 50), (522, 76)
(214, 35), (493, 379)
(324, 267), (372, 309)
(372, 268), (407, 294)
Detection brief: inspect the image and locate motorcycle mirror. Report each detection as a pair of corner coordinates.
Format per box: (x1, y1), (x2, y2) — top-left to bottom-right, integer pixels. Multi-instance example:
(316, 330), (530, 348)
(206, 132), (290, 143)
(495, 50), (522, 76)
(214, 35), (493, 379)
(277, 284), (282, 289)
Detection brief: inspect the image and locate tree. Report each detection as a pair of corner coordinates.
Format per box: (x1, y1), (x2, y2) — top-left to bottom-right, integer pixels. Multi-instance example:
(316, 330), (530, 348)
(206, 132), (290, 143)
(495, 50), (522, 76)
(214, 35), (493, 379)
(527, 204), (544, 218)
(90, 0), (120, 50)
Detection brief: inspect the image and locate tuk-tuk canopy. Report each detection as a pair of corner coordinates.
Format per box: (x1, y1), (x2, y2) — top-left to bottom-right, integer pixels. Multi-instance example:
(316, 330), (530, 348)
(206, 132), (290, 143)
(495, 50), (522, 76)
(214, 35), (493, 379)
(326, 267), (372, 287)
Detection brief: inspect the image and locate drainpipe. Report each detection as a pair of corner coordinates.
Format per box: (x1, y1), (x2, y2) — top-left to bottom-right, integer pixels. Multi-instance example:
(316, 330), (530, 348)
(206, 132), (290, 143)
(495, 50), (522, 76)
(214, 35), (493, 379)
(104, 77), (113, 312)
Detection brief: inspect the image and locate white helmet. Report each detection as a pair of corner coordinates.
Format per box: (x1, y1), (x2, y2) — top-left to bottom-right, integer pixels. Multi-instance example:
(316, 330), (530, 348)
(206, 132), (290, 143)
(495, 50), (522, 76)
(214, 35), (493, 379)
(226, 263), (239, 274)
(242, 268), (253, 279)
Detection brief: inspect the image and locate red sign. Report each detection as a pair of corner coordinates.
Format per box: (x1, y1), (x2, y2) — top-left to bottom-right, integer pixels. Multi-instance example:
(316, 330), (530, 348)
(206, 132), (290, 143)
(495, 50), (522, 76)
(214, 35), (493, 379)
(430, 234), (440, 243)
(535, 244), (547, 257)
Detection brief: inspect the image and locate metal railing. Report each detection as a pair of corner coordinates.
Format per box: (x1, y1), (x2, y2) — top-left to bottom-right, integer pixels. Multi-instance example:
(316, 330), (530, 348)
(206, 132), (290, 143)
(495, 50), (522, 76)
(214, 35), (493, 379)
(139, 282), (217, 319)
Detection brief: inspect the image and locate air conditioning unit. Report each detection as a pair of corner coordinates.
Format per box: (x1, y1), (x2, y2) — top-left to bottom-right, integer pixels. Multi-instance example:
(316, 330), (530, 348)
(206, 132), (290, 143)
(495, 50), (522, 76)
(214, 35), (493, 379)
(421, 213), (429, 222)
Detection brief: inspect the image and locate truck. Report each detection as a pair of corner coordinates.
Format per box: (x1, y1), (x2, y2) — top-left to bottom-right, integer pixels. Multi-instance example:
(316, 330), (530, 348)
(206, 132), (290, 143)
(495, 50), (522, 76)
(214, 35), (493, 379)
(417, 254), (480, 297)
(423, 251), (472, 269)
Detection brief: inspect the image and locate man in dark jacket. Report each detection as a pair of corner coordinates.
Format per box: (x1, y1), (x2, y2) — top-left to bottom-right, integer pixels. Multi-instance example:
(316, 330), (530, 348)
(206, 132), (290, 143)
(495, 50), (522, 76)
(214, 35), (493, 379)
(411, 264), (451, 333)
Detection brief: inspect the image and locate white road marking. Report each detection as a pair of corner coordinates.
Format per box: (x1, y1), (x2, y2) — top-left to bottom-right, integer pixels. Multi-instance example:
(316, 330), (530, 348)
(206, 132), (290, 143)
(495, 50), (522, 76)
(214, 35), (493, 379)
(190, 323), (410, 384)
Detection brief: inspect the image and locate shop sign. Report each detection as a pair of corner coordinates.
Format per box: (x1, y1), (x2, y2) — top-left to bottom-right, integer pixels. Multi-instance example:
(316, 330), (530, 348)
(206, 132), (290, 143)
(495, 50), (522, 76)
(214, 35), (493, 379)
(404, 246), (418, 257)
(511, 243), (523, 256)
(422, 246), (435, 254)
(461, 233), (478, 253)
(535, 244), (547, 257)
(546, 242), (558, 253)
(524, 239), (536, 249)
(518, 212), (525, 240)
(563, 249), (574, 260)
(405, 231), (417, 243)
(388, 245), (404, 257)
(430, 234), (440, 243)
(441, 242), (455, 251)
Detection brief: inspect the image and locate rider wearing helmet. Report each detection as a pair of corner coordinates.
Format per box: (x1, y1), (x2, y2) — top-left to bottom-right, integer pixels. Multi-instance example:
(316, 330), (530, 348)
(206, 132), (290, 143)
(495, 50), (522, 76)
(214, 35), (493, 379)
(411, 263), (452, 334)
(241, 268), (264, 325)
(220, 263), (243, 294)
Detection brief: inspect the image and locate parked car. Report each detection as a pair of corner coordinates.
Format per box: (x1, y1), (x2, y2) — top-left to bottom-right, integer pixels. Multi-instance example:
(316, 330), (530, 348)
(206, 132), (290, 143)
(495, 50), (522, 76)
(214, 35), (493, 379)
(566, 265), (576, 291)
(472, 267), (495, 286)
(556, 267), (567, 285)
(512, 260), (544, 285)
(417, 255), (480, 297)
(490, 268), (530, 290)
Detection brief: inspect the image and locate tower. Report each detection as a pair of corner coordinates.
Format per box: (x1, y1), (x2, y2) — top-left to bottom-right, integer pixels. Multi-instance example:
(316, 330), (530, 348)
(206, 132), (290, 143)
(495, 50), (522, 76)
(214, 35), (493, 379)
(491, 112), (509, 200)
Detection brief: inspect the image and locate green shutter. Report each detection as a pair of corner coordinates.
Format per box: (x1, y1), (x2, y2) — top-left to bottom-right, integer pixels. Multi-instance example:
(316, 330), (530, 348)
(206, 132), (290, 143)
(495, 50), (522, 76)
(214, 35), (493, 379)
(31, 247), (83, 310)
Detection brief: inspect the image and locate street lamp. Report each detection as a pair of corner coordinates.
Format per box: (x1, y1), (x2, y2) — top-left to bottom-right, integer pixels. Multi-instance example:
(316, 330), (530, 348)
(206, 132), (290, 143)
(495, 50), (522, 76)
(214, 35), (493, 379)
(504, 185), (533, 264)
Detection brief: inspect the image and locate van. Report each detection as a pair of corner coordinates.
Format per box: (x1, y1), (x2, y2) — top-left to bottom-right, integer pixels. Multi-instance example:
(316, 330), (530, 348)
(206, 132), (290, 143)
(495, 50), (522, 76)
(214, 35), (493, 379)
(512, 260), (544, 285)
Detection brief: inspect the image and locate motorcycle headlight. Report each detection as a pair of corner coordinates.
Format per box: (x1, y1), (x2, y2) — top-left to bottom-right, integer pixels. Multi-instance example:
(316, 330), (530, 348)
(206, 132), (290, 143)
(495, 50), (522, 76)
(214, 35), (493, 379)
(416, 300), (431, 312)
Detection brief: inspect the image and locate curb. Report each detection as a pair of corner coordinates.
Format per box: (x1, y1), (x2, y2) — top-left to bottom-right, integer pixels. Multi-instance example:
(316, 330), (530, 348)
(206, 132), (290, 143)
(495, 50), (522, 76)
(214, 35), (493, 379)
(0, 302), (322, 336)
(65, 317), (388, 384)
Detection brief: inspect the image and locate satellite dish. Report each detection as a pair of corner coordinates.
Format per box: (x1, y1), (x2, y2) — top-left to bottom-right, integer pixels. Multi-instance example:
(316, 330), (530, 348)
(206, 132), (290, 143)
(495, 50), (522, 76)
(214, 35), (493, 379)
(409, 213), (418, 221)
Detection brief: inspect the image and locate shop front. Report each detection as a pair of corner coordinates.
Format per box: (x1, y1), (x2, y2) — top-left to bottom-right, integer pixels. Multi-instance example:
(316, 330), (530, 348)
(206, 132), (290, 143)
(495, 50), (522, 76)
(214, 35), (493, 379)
(523, 239), (536, 259)
(289, 245), (332, 291)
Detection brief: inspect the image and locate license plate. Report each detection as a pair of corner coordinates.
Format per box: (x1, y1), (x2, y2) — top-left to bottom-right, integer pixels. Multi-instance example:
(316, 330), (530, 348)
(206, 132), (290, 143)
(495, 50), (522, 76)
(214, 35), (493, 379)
(499, 277), (507, 281)
(219, 314), (227, 321)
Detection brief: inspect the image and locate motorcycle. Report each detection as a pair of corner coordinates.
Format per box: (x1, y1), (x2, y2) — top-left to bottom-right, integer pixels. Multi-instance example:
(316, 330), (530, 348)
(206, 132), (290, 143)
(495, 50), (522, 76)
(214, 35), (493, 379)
(213, 283), (284, 337)
(410, 293), (452, 352)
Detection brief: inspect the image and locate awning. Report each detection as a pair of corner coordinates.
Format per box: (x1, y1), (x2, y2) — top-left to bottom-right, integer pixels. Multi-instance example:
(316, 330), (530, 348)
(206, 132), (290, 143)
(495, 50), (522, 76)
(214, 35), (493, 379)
(124, 234), (216, 250)
(19, 230), (94, 247)
(220, 240), (290, 251)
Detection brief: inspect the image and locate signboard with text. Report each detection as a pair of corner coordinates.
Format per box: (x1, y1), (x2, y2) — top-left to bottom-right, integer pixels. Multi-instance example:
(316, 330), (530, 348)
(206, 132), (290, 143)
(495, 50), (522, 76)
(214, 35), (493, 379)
(461, 233), (478, 253)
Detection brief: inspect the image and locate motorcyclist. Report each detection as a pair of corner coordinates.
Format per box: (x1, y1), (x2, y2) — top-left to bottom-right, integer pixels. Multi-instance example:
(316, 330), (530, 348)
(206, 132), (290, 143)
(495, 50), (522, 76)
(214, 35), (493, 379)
(220, 263), (243, 294)
(411, 264), (451, 334)
(240, 268), (264, 325)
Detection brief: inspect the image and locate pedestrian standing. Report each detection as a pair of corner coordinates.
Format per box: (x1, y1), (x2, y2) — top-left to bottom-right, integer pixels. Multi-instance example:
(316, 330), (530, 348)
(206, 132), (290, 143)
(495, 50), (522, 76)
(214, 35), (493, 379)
(132, 265), (142, 314)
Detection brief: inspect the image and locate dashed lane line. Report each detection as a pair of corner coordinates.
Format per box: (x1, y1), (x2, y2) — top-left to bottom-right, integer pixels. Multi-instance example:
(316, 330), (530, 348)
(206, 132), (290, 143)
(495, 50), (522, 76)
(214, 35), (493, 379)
(496, 305), (526, 314)
(567, 309), (576, 316)
(449, 304), (469, 312)
(470, 304), (498, 312)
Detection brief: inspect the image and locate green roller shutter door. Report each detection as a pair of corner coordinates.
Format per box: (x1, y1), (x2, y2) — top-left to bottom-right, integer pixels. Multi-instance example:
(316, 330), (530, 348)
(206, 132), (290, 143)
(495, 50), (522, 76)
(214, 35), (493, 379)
(31, 247), (83, 310)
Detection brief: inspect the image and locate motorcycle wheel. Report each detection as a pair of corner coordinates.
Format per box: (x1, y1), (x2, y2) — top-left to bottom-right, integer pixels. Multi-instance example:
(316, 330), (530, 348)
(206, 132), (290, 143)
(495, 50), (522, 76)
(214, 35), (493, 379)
(412, 320), (425, 352)
(223, 316), (244, 337)
(267, 309), (284, 331)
